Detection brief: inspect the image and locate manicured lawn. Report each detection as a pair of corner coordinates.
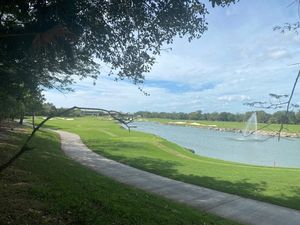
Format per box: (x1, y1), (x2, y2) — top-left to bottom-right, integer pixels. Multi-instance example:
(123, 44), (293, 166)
(0, 123), (237, 225)
(144, 118), (300, 133)
(40, 117), (300, 211)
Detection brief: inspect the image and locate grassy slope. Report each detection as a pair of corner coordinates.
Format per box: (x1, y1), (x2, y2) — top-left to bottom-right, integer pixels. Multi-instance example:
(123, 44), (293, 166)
(0, 125), (237, 225)
(144, 118), (300, 133)
(41, 117), (300, 211)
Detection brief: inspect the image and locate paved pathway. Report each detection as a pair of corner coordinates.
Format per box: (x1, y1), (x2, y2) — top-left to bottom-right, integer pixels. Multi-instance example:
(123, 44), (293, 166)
(57, 130), (300, 225)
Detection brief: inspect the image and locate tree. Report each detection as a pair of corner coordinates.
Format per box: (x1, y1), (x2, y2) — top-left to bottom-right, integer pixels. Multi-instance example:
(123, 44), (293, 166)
(40, 102), (57, 116)
(188, 110), (202, 120)
(0, 0), (239, 119)
(208, 112), (219, 121)
(271, 111), (286, 124)
(1, 0), (240, 170)
(0, 0), (233, 88)
(296, 110), (300, 124)
(256, 110), (271, 123)
(23, 92), (44, 128)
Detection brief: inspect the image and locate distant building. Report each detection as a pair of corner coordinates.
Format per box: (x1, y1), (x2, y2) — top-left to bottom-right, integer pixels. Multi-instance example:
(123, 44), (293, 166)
(80, 109), (106, 116)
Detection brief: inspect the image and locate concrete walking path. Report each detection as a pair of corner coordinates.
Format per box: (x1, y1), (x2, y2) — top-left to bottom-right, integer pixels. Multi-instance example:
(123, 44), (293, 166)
(57, 130), (300, 225)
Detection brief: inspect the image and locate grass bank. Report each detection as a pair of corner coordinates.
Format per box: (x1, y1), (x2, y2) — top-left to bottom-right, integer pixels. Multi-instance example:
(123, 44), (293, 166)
(143, 118), (300, 133)
(39, 117), (300, 211)
(0, 123), (237, 225)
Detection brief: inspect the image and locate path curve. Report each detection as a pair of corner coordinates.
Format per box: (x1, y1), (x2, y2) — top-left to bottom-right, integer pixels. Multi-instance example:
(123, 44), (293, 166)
(57, 130), (300, 225)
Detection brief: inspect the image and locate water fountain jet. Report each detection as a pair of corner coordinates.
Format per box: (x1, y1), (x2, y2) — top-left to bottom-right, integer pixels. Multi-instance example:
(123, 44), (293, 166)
(243, 112), (258, 138)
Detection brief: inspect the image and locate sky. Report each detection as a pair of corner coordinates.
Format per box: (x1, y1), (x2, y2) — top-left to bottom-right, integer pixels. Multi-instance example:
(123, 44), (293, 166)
(44, 0), (300, 113)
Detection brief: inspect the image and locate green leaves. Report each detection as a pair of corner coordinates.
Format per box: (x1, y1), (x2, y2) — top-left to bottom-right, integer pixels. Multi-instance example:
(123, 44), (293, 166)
(0, 0), (220, 90)
(210, 0), (238, 7)
(0, 0), (237, 119)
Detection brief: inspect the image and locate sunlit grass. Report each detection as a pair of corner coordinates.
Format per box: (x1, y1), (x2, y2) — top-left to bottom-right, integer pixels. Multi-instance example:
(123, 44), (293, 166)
(0, 125), (237, 225)
(39, 116), (300, 210)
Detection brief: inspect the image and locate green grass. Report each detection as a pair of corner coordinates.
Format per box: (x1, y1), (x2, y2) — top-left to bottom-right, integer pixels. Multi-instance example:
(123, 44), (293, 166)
(144, 118), (300, 133)
(39, 116), (300, 211)
(0, 124), (237, 225)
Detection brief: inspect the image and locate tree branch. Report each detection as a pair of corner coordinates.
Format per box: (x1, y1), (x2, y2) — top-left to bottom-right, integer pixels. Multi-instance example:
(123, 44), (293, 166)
(0, 106), (133, 173)
(277, 69), (300, 139)
(244, 70), (300, 140)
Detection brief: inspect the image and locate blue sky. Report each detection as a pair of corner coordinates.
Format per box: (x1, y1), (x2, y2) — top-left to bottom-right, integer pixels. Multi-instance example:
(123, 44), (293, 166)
(44, 0), (300, 113)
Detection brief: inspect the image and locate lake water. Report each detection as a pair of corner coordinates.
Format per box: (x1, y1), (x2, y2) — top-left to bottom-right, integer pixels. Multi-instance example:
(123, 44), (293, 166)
(132, 122), (300, 168)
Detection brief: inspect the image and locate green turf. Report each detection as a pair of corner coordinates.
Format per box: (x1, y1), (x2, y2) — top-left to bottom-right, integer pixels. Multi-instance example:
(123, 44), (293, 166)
(143, 118), (300, 133)
(37, 116), (300, 211)
(0, 126), (238, 225)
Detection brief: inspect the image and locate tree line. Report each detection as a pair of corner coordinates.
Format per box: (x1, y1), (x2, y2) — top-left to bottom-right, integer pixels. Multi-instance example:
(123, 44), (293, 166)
(4, 101), (300, 126)
(134, 110), (300, 124)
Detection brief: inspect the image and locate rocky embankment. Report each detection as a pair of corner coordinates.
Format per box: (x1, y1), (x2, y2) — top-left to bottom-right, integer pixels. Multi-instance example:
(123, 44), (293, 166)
(166, 121), (300, 138)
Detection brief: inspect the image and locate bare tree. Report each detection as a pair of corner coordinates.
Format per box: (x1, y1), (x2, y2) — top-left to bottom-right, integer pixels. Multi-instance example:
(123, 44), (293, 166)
(244, 70), (300, 139)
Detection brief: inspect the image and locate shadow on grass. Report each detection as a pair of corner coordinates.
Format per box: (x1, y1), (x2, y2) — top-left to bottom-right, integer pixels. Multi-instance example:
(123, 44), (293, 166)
(36, 123), (67, 130)
(2, 130), (241, 225)
(87, 139), (156, 153)
(95, 153), (300, 211)
(20, 130), (300, 212)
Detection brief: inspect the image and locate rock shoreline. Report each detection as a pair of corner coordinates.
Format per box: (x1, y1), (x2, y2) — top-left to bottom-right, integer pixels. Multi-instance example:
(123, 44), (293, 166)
(165, 121), (300, 138)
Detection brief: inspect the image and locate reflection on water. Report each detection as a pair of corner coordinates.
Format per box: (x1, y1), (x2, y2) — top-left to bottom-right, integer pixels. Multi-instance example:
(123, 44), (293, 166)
(132, 122), (300, 168)
(226, 137), (270, 142)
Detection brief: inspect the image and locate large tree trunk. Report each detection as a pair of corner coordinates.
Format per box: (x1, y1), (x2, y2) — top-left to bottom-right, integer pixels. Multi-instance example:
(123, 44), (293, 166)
(19, 112), (24, 125)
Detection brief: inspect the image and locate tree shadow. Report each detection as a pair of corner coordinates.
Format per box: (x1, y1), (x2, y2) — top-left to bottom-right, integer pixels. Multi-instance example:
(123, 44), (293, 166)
(270, 186), (300, 210)
(36, 124), (66, 130)
(100, 155), (300, 211)
(17, 129), (300, 211)
(86, 139), (155, 153)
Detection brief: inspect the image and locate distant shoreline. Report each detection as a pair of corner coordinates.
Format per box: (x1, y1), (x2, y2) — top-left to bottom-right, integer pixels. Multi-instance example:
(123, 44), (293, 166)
(138, 120), (300, 138)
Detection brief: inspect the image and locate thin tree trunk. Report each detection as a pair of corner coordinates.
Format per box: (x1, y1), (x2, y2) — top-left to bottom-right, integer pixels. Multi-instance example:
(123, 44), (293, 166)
(32, 112), (35, 129)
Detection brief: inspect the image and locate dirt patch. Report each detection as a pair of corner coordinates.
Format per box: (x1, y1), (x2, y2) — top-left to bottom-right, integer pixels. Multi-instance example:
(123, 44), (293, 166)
(0, 121), (27, 138)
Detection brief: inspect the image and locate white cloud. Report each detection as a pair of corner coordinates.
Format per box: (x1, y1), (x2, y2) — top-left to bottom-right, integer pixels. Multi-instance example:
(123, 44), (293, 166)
(44, 0), (300, 113)
(268, 49), (289, 60)
(218, 95), (251, 102)
(147, 53), (211, 83)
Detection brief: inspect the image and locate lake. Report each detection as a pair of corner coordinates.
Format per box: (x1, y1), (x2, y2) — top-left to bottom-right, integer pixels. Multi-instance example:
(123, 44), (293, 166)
(132, 122), (300, 168)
